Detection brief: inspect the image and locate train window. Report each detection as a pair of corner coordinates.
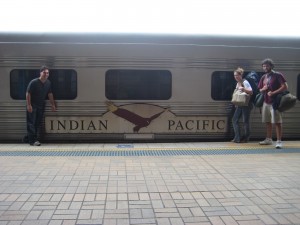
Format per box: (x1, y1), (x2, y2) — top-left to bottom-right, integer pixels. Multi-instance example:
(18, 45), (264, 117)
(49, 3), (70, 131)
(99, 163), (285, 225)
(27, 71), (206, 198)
(211, 71), (236, 100)
(10, 69), (77, 100)
(105, 69), (172, 100)
(297, 74), (300, 100)
(211, 71), (264, 100)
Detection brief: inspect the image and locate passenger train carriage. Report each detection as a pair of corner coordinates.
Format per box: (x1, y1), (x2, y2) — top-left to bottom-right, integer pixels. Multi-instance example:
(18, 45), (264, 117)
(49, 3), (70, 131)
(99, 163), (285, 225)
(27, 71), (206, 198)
(0, 32), (299, 142)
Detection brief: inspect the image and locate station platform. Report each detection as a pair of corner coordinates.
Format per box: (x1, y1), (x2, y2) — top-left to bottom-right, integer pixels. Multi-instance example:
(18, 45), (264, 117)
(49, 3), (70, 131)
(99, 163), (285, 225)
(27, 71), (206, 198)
(0, 141), (300, 225)
(1, 140), (300, 156)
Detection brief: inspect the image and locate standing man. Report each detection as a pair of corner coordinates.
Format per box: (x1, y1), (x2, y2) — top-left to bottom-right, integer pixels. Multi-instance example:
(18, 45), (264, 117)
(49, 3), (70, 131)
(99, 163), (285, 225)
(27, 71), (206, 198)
(258, 59), (287, 149)
(25, 66), (56, 146)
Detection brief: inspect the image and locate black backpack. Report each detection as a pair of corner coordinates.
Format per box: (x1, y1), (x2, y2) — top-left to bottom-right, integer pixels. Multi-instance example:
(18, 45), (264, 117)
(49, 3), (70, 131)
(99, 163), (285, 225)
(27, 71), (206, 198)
(244, 71), (259, 104)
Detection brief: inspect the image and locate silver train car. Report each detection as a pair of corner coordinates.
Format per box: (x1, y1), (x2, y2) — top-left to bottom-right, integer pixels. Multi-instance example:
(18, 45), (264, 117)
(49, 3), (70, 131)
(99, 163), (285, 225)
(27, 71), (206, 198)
(0, 32), (299, 142)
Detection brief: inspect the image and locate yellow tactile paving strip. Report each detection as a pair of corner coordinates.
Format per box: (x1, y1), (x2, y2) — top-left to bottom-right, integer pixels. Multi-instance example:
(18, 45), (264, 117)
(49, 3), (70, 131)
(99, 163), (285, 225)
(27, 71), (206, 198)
(0, 141), (299, 152)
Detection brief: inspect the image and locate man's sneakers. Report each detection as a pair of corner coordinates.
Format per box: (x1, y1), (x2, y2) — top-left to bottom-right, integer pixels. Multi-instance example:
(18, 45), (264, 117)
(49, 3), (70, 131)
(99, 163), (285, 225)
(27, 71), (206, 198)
(30, 141), (41, 146)
(259, 138), (283, 149)
(275, 140), (283, 149)
(259, 138), (273, 145)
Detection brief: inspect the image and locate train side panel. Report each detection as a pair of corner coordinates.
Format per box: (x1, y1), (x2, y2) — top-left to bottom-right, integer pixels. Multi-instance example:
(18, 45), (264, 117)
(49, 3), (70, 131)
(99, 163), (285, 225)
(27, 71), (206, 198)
(0, 33), (299, 142)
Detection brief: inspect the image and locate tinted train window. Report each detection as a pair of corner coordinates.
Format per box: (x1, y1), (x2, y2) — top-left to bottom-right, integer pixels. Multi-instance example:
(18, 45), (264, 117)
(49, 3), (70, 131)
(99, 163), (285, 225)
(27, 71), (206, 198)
(105, 69), (172, 100)
(211, 71), (264, 100)
(10, 69), (77, 100)
(211, 71), (235, 100)
(298, 74), (300, 100)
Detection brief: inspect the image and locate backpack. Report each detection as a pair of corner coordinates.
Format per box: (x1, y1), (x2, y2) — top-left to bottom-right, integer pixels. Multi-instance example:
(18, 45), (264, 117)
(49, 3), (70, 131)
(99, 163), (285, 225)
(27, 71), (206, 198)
(244, 71), (259, 104)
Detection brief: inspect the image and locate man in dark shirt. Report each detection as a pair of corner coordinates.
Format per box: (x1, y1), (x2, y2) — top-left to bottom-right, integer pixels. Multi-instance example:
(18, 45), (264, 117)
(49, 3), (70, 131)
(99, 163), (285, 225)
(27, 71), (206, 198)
(25, 66), (56, 146)
(257, 59), (288, 149)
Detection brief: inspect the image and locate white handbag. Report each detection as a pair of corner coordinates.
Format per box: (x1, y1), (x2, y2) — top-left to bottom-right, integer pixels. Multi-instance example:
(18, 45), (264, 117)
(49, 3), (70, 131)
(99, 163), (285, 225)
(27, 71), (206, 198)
(231, 89), (250, 106)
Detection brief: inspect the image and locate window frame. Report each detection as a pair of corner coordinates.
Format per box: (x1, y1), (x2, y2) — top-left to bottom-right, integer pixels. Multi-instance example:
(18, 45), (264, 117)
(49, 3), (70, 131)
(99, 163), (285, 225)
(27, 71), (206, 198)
(105, 69), (172, 100)
(211, 71), (264, 101)
(10, 69), (77, 100)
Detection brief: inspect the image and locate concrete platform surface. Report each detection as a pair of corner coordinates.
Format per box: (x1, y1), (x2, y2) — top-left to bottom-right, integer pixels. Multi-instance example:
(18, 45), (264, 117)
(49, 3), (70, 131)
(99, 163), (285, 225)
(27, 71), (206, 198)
(0, 141), (300, 225)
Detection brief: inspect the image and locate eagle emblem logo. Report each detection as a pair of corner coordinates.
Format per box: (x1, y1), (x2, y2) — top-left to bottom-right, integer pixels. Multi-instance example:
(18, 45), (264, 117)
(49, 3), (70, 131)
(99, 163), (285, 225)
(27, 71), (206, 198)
(106, 102), (168, 132)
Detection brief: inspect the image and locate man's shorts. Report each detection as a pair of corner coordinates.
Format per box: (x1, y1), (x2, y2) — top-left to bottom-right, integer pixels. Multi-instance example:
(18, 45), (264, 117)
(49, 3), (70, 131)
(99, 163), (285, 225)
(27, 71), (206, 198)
(261, 102), (282, 123)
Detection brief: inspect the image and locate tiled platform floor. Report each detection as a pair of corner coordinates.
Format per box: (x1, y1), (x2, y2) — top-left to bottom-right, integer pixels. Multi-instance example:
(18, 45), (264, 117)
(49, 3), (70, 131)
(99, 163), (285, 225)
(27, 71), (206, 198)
(0, 141), (300, 225)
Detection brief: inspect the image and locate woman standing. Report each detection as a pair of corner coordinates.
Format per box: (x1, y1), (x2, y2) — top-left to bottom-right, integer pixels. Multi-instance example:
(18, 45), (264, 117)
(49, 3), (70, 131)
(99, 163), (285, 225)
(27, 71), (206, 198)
(232, 68), (253, 143)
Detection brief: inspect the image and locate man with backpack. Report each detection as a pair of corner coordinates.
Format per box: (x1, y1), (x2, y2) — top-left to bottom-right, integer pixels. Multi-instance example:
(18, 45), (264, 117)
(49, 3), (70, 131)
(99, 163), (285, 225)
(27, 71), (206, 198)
(258, 58), (288, 149)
